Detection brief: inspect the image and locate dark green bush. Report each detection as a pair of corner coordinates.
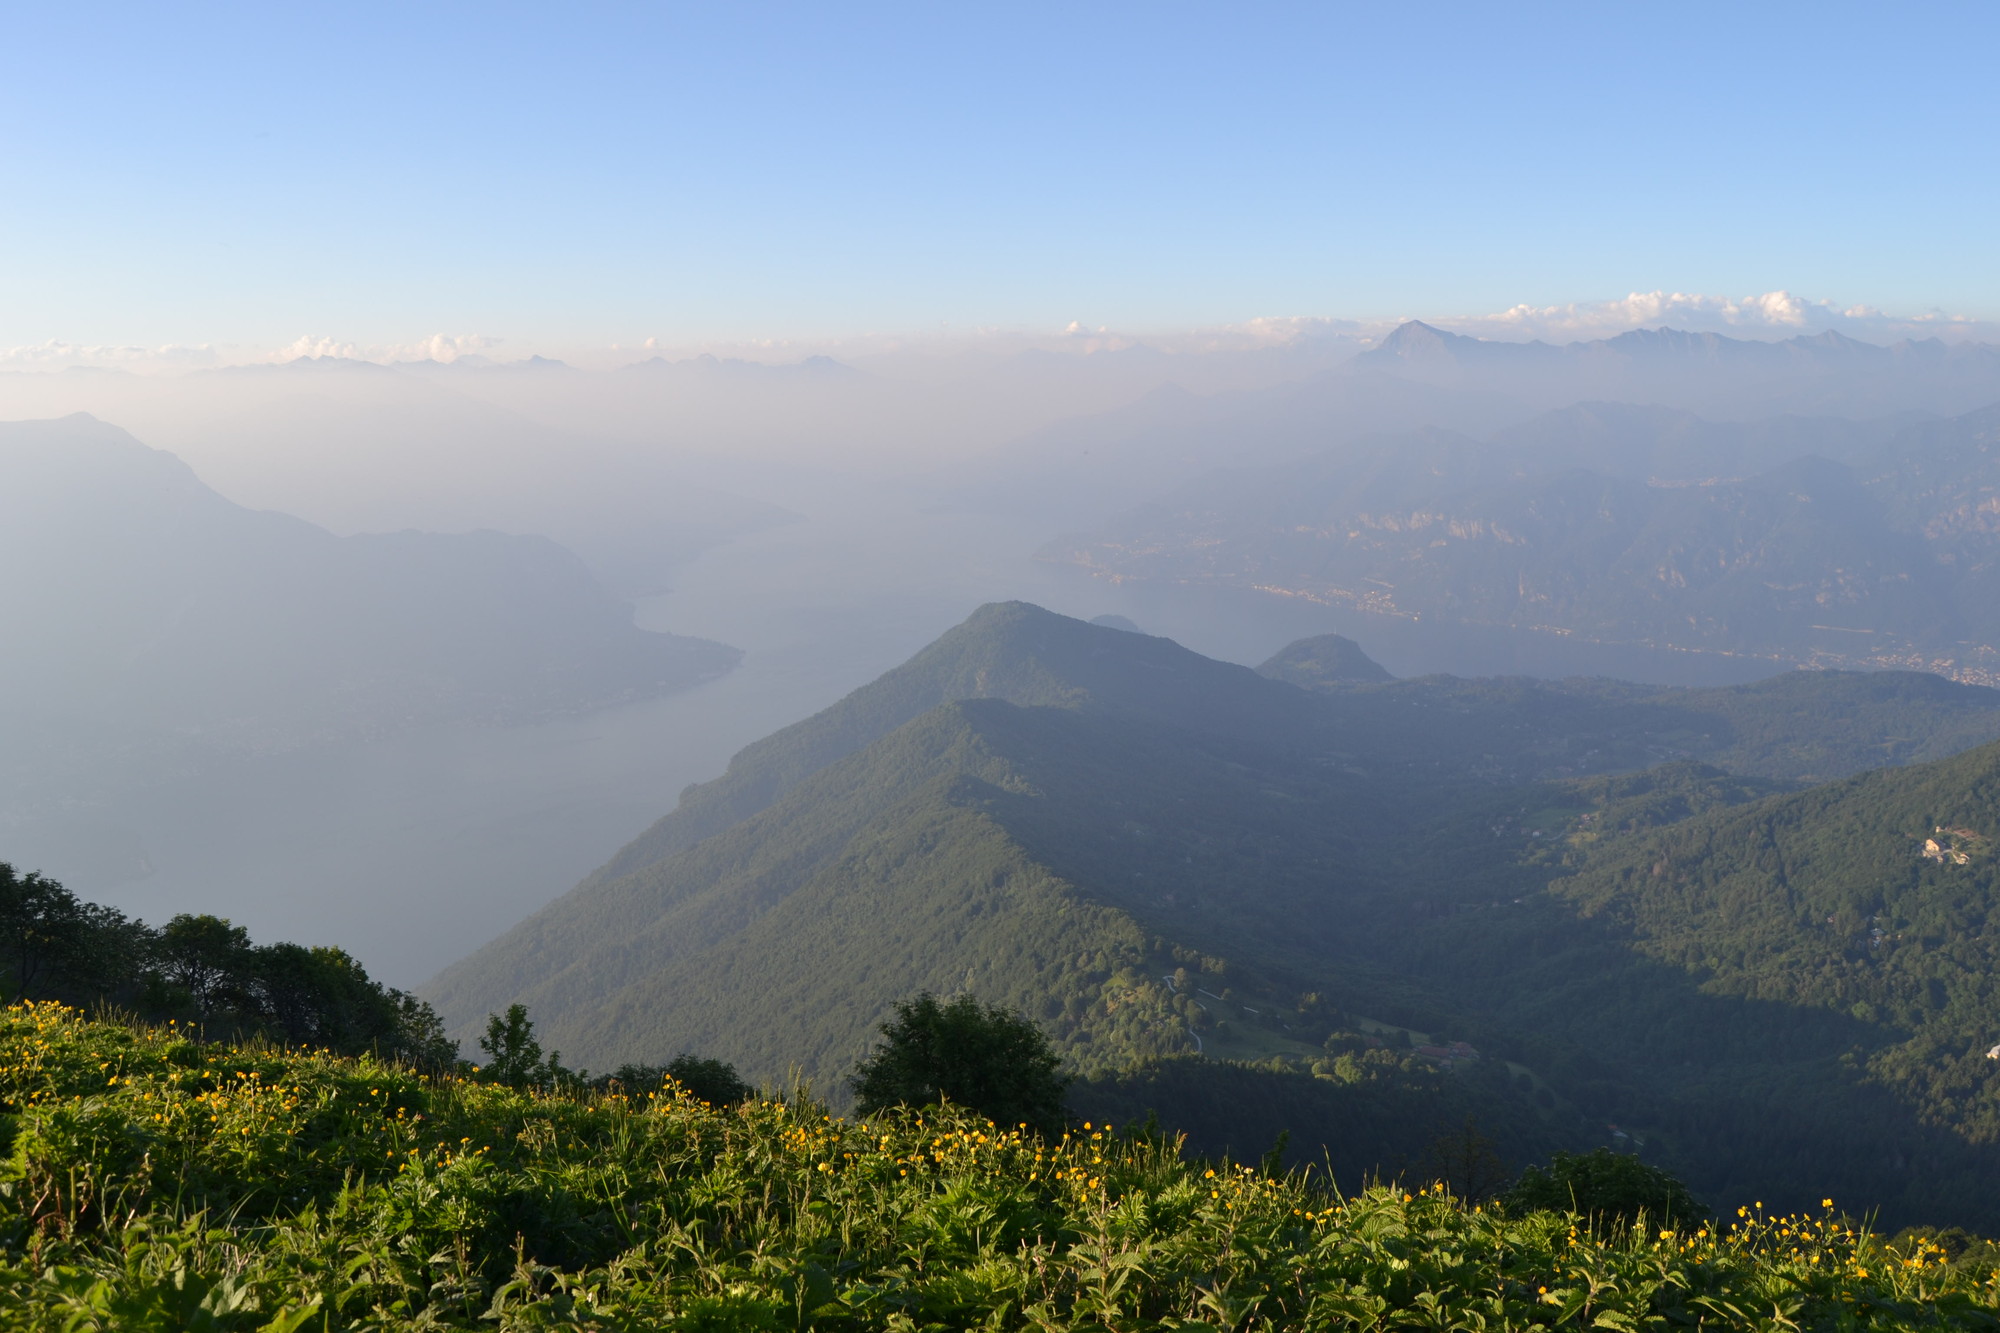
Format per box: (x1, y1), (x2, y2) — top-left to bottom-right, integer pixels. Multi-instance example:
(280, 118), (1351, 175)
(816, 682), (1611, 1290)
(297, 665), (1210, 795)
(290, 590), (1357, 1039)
(1506, 1146), (1707, 1228)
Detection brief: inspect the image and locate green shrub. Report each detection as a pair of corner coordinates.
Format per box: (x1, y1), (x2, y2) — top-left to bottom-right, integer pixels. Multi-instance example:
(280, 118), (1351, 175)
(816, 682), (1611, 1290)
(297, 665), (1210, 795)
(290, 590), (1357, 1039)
(850, 991), (1069, 1136)
(1506, 1145), (1707, 1228)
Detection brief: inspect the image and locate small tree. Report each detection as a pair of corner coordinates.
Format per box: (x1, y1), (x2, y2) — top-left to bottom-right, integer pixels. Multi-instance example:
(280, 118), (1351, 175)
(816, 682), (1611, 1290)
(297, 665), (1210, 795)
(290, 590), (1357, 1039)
(1506, 1146), (1706, 1229)
(664, 1054), (751, 1105)
(1419, 1117), (1511, 1204)
(850, 992), (1068, 1136)
(602, 1054), (751, 1105)
(387, 991), (461, 1073)
(254, 943), (456, 1069)
(157, 914), (254, 1015)
(479, 1003), (548, 1087)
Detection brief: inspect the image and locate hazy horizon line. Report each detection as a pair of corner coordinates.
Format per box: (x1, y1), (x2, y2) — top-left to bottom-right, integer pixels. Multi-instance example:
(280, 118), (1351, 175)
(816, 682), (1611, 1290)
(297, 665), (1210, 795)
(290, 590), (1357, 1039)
(5, 289), (1997, 376)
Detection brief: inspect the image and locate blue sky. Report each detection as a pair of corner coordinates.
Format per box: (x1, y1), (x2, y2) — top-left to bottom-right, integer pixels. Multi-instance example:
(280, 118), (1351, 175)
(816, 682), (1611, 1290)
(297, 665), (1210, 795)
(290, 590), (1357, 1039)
(2, 2), (1995, 351)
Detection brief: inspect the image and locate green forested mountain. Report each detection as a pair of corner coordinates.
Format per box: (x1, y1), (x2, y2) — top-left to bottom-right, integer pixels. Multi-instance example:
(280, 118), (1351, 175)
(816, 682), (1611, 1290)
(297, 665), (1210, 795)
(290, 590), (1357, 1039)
(567, 600), (1313, 895)
(437, 603), (2000, 1041)
(1255, 632), (1393, 685)
(1394, 738), (2000, 1223)
(426, 604), (2000, 1227)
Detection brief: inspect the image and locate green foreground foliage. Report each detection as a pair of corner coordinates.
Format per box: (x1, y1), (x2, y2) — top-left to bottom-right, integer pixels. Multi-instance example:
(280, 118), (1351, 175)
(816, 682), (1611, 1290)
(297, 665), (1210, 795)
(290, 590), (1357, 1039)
(3, 1005), (1997, 1330)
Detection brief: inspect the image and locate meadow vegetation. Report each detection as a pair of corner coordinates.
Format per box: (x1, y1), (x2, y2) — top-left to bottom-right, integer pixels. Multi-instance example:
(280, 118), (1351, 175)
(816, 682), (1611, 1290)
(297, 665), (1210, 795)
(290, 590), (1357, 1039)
(2, 1001), (1996, 1330)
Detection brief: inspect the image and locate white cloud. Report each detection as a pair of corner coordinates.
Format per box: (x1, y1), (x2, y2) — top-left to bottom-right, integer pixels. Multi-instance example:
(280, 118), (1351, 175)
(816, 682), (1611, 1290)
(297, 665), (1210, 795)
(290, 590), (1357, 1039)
(0, 339), (224, 371)
(276, 334), (361, 362)
(0, 332), (508, 374)
(274, 332), (503, 364)
(1432, 290), (1999, 344)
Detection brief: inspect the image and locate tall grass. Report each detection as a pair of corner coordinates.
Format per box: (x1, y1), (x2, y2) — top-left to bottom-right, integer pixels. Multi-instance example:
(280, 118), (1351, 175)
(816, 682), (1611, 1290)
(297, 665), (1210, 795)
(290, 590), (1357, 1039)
(0, 1002), (1992, 1330)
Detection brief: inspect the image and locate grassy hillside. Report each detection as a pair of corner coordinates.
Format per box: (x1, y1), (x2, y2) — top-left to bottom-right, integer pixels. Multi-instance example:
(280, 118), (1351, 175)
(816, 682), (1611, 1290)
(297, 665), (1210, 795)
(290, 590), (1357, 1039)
(2, 1003), (1990, 1331)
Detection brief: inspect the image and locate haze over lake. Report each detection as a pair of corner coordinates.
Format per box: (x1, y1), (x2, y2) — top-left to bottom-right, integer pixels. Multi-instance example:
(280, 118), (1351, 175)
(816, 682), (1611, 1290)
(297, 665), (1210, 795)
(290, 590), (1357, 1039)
(5, 451), (1801, 987)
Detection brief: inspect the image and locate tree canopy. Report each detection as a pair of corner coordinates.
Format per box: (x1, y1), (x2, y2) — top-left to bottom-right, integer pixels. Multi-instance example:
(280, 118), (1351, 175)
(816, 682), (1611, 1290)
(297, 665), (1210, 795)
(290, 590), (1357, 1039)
(851, 992), (1069, 1136)
(0, 861), (452, 1069)
(1507, 1147), (1707, 1229)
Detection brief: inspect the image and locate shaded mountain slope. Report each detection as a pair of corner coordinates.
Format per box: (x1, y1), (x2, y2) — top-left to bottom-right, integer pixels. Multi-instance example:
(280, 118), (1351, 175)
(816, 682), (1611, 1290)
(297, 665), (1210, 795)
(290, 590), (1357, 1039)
(1251, 667), (2000, 789)
(1372, 737), (2000, 1225)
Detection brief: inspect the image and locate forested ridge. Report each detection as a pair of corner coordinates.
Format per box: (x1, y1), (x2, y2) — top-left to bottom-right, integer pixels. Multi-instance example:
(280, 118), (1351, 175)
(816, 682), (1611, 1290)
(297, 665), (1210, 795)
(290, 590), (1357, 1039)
(417, 604), (2000, 1232)
(1406, 736), (2000, 1212)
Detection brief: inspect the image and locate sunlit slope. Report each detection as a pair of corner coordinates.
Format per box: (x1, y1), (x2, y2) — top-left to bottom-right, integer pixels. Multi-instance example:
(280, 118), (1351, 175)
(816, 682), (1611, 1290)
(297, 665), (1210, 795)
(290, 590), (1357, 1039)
(429, 700), (1166, 1063)
(429, 603), (1317, 1025)
(426, 608), (1344, 1064)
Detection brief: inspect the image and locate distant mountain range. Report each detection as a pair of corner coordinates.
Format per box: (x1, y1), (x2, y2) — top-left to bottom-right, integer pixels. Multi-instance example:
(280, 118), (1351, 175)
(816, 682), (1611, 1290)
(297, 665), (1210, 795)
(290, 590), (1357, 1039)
(0, 415), (739, 785)
(426, 602), (2000, 1226)
(1352, 320), (2000, 418)
(0, 371), (797, 599)
(940, 322), (2000, 526)
(1048, 400), (2000, 684)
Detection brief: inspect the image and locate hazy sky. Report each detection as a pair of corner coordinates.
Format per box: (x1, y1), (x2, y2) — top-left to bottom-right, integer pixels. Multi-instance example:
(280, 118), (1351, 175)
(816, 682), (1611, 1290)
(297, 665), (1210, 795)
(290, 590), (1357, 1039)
(4, 2), (1995, 352)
